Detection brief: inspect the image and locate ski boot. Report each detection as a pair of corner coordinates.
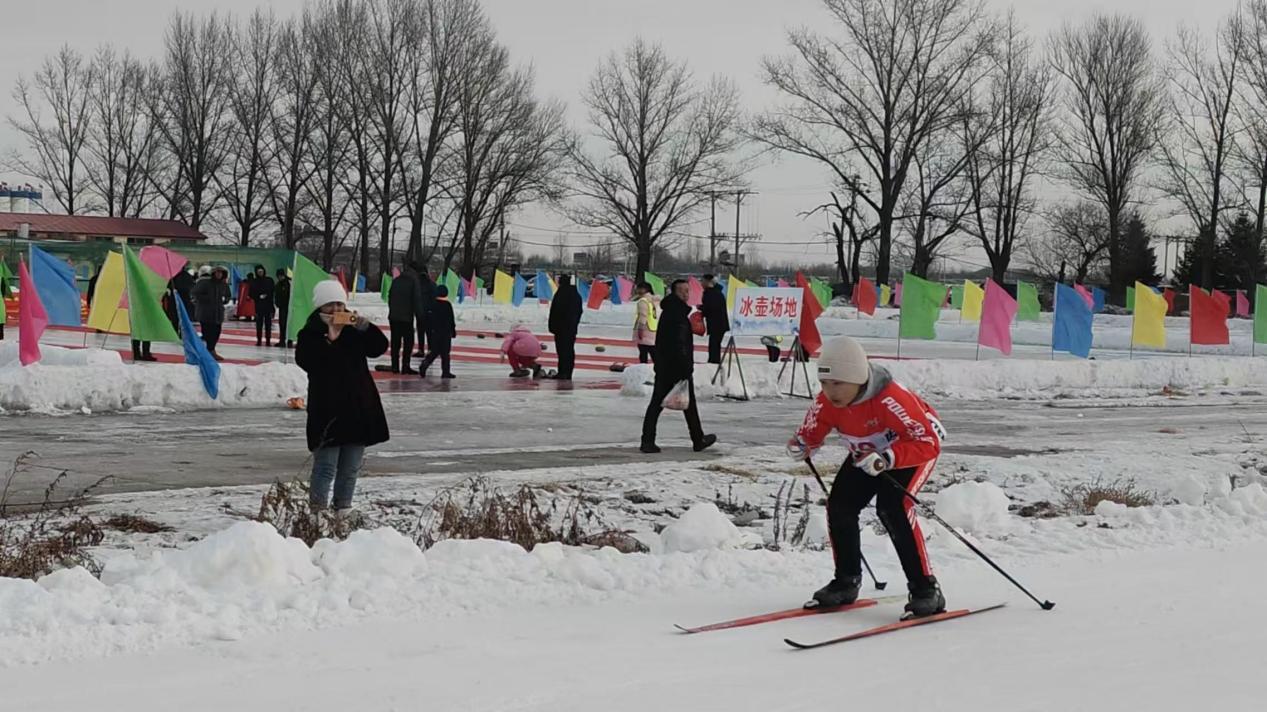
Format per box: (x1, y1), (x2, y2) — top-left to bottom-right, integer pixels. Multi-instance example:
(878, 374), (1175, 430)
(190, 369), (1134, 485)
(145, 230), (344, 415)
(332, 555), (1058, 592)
(805, 575), (862, 609)
(903, 577), (946, 619)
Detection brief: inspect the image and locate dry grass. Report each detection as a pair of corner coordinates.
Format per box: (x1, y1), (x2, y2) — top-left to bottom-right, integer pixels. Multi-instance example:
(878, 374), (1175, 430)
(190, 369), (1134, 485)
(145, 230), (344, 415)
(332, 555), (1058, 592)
(102, 513), (174, 534)
(1060, 477), (1157, 515)
(0, 452), (109, 580)
(255, 479), (367, 546)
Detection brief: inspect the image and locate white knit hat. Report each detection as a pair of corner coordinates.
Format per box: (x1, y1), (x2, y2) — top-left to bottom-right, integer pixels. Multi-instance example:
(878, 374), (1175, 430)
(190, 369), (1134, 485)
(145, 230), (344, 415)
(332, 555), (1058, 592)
(312, 279), (348, 309)
(816, 336), (870, 384)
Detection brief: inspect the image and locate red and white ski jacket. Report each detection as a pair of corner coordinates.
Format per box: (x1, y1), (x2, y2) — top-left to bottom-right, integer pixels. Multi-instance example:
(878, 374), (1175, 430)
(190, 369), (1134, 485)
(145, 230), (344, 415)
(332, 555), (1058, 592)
(795, 366), (945, 470)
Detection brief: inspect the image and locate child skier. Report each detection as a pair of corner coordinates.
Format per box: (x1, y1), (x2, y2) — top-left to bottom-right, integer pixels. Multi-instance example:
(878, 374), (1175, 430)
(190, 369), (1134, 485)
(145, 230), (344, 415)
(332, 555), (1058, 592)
(787, 336), (948, 618)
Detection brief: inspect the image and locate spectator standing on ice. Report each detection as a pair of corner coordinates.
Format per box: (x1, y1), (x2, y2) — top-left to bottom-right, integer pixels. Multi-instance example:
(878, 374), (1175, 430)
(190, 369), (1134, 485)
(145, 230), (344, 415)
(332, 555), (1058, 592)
(192, 265), (231, 361)
(419, 284), (457, 379)
(249, 264), (276, 347)
(633, 281), (657, 363)
(501, 324), (543, 378)
(295, 280), (389, 517)
(699, 274), (729, 364)
(640, 279), (716, 454)
(415, 269), (436, 358)
(787, 336), (948, 618)
(387, 263), (425, 374)
(275, 268), (292, 347)
(548, 275), (583, 380)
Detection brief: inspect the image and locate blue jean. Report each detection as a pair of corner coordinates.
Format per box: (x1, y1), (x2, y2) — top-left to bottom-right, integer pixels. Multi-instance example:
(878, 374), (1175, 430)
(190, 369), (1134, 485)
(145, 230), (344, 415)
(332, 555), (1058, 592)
(310, 444), (366, 509)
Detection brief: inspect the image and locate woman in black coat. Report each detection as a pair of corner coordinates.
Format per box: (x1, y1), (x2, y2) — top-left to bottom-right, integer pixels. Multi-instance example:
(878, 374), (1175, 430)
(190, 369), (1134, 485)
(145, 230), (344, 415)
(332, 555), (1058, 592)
(295, 280), (389, 513)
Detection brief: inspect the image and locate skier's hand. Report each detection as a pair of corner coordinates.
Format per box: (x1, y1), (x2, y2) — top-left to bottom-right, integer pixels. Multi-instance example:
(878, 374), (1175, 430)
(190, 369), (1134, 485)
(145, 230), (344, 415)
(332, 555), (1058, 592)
(786, 437), (811, 461)
(854, 452), (888, 477)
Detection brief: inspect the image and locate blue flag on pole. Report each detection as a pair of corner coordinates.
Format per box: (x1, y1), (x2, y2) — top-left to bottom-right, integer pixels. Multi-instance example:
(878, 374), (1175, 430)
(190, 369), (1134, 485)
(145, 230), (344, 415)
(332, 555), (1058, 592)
(1052, 283), (1094, 358)
(535, 272), (554, 301)
(229, 264), (243, 297)
(356, 274), (367, 293)
(1092, 287), (1105, 314)
(174, 294), (220, 399)
(29, 245), (82, 327)
(512, 273), (528, 306)
(577, 278), (590, 304)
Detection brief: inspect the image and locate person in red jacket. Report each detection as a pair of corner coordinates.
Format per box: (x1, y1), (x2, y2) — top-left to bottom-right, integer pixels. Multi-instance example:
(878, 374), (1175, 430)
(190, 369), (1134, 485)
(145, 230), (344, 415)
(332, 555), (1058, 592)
(787, 336), (948, 618)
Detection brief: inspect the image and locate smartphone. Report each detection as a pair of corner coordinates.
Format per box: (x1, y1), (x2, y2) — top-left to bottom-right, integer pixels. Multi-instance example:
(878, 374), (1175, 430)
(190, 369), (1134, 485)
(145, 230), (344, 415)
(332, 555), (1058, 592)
(331, 311), (355, 326)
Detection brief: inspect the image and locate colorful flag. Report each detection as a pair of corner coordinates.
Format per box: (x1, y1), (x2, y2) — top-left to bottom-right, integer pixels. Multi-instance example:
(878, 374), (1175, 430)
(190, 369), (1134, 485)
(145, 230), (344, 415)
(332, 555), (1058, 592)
(493, 269), (514, 305)
(1052, 283), (1093, 358)
(855, 277), (877, 316)
(138, 245), (188, 281)
(380, 274), (393, 303)
(587, 278), (611, 310)
(1189, 287), (1230, 346)
(1237, 289), (1250, 318)
(794, 271), (823, 355)
(687, 276), (704, 306)
(879, 283), (891, 307)
(512, 273), (528, 307)
(289, 253), (333, 341)
(961, 280), (985, 322)
(17, 258), (48, 366)
(616, 275), (634, 304)
(1163, 287), (1175, 315)
(726, 274), (744, 313)
(174, 293), (219, 399)
(1016, 282), (1041, 321)
(898, 273), (943, 340)
(577, 278), (591, 305)
(776, 278), (789, 289)
(950, 284), (964, 310)
(0, 257), (13, 298)
(810, 278), (832, 309)
(1092, 287), (1106, 314)
(765, 277), (778, 288)
(979, 279), (1018, 355)
(335, 266), (349, 292)
(392, 267), (401, 278)
(87, 252), (130, 334)
(443, 269), (460, 303)
(228, 264), (243, 298)
(356, 273), (367, 293)
(535, 272), (554, 302)
(1132, 281), (1168, 349)
(1256, 285), (1267, 345)
(894, 281), (903, 307)
(1126, 286), (1136, 312)
(29, 245), (82, 327)
(123, 247), (179, 343)
(1073, 283), (1093, 308)
(644, 271), (666, 296)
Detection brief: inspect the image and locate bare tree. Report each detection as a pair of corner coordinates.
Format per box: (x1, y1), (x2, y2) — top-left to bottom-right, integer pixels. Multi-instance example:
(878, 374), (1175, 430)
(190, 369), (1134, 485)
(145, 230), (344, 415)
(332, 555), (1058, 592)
(217, 10), (277, 246)
(7, 46), (95, 214)
(266, 15), (320, 251)
(802, 188), (874, 285)
(85, 47), (164, 218)
(1156, 15), (1246, 290)
(900, 128), (977, 277)
(1028, 201), (1110, 283)
(152, 12), (233, 229)
(568, 39), (744, 281)
(1234, 2), (1267, 242)
(962, 14), (1053, 284)
(330, 0), (376, 278)
(753, 0), (995, 285)
(304, 1), (354, 267)
(1051, 15), (1166, 297)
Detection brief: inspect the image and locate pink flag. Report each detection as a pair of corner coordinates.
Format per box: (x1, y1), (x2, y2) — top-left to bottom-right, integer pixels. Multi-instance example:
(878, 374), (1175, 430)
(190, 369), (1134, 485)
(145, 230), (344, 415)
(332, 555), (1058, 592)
(616, 275), (633, 303)
(978, 279), (1018, 356)
(1073, 283), (1094, 308)
(776, 278), (789, 289)
(687, 276), (704, 306)
(1237, 289), (1250, 318)
(894, 282), (903, 307)
(138, 245), (188, 280)
(464, 277), (477, 299)
(18, 258), (49, 366)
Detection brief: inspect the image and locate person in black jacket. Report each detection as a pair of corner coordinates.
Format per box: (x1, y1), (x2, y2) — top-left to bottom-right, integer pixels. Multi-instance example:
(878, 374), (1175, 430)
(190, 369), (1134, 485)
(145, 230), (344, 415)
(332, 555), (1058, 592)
(700, 274), (729, 364)
(295, 280), (389, 514)
(387, 264), (425, 373)
(640, 279), (716, 454)
(192, 266), (232, 360)
(548, 275), (583, 380)
(275, 269), (292, 347)
(249, 265), (276, 347)
(415, 270), (436, 358)
(419, 285), (457, 378)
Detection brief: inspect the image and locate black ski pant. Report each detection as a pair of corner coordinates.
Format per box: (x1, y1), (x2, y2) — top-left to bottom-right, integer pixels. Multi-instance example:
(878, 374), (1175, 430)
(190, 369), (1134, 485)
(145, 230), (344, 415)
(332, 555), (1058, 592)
(390, 320), (415, 370)
(707, 331), (725, 364)
(641, 373), (704, 447)
(555, 333), (577, 379)
(255, 310), (273, 344)
(277, 308), (289, 345)
(201, 322), (223, 352)
(828, 457), (937, 590)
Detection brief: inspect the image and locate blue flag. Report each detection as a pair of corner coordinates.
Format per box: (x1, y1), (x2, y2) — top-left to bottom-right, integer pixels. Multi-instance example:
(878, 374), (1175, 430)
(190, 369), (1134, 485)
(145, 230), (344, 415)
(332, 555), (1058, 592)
(1092, 287), (1105, 314)
(765, 277), (777, 288)
(610, 278), (623, 305)
(29, 245), (82, 327)
(512, 273), (528, 306)
(577, 278), (590, 304)
(1052, 283), (1094, 358)
(535, 272), (554, 301)
(229, 264), (243, 297)
(356, 274), (367, 293)
(174, 294), (220, 399)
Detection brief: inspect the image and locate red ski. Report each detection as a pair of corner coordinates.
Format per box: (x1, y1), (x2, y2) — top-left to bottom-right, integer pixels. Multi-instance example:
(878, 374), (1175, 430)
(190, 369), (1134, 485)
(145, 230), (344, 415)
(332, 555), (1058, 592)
(784, 604), (1006, 650)
(674, 596), (903, 635)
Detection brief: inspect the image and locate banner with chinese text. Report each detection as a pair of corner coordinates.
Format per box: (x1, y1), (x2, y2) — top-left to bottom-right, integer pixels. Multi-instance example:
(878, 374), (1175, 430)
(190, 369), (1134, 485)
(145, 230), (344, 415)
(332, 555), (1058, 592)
(729, 287), (803, 336)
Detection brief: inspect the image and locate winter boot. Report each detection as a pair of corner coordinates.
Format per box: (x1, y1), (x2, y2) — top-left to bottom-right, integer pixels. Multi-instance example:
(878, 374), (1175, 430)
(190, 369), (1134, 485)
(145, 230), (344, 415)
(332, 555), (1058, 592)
(903, 577), (946, 619)
(639, 442), (661, 454)
(805, 575), (862, 609)
(510, 368), (530, 378)
(693, 434), (718, 452)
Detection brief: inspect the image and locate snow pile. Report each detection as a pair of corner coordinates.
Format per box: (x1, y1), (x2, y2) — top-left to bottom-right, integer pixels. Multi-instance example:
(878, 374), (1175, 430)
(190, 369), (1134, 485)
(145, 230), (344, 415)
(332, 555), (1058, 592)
(659, 503), (758, 553)
(0, 342), (123, 367)
(935, 482), (1013, 535)
(0, 353), (306, 413)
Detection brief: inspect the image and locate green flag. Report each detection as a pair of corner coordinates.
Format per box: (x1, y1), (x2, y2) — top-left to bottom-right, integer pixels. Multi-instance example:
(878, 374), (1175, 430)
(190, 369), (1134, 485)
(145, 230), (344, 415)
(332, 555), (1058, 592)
(899, 272), (943, 340)
(810, 278), (832, 309)
(1126, 286), (1136, 313)
(950, 285), (964, 310)
(0, 258), (13, 299)
(123, 246), (179, 343)
(289, 253), (333, 341)
(443, 268), (460, 300)
(1255, 285), (1267, 345)
(1017, 282), (1041, 321)
(644, 271), (666, 296)
(380, 274), (393, 304)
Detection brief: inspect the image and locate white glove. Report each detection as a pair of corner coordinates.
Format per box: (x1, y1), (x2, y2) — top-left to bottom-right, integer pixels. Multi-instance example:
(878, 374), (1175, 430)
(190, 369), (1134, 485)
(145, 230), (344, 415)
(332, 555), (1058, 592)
(786, 437), (811, 461)
(855, 452), (889, 477)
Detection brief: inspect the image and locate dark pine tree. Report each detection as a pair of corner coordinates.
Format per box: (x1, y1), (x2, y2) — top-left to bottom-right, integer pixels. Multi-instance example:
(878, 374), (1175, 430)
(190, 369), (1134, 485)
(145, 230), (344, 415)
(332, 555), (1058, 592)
(1218, 212), (1267, 292)
(1122, 212), (1160, 286)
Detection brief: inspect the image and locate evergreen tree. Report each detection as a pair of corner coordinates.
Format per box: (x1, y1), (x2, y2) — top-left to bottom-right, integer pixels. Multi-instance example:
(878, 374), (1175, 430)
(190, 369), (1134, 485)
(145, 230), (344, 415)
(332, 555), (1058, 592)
(1122, 213), (1160, 285)
(1218, 212), (1267, 292)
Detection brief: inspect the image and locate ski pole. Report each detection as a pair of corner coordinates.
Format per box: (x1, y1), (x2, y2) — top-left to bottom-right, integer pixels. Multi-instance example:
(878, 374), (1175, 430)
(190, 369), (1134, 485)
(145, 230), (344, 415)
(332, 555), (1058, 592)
(805, 458), (887, 591)
(880, 472), (1055, 611)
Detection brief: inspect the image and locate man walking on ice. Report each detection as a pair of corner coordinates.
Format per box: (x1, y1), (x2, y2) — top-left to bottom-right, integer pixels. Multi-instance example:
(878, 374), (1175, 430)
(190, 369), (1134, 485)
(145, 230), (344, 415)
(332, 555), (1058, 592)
(787, 336), (948, 618)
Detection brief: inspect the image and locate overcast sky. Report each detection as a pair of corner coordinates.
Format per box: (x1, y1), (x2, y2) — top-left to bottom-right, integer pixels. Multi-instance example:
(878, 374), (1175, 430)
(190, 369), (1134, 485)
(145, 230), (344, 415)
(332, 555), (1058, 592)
(0, 0), (1244, 267)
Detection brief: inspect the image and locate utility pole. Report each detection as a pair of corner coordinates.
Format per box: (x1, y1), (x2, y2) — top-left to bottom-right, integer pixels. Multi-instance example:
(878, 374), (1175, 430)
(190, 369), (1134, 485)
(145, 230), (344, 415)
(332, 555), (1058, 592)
(734, 190), (757, 277)
(708, 192), (719, 271)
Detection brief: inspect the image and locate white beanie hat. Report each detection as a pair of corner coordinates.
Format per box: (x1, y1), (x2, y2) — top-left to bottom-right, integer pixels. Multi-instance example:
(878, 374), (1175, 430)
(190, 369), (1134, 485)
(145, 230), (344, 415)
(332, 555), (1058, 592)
(198, 265), (212, 277)
(816, 336), (869, 384)
(312, 279), (348, 309)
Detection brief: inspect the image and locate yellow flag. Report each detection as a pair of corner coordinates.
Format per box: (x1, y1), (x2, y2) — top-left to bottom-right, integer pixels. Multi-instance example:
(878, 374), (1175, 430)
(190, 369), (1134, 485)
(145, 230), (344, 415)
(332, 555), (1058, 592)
(1132, 281), (1167, 348)
(493, 269), (514, 305)
(879, 284), (891, 306)
(961, 280), (985, 322)
(726, 275), (747, 313)
(86, 251), (130, 334)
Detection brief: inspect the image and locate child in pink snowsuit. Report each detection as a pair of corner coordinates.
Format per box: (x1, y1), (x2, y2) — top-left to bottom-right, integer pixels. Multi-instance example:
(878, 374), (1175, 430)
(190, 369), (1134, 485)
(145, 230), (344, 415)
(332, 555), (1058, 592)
(501, 325), (543, 376)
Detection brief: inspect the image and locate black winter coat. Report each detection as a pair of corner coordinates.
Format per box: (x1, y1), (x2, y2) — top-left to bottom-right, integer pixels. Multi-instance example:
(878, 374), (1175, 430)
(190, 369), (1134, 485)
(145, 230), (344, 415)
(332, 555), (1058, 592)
(388, 271), (425, 323)
(171, 270), (196, 315)
(249, 274), (276, 313)
(192, 277), (231, 324)
(275, 277), (292, 313)
(548, 285), (583, 336)
(425, 298), (457, 352)
(654, 294), (695, 381)
(295, 312), (390, 452)
(701, 285), (729, 333)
